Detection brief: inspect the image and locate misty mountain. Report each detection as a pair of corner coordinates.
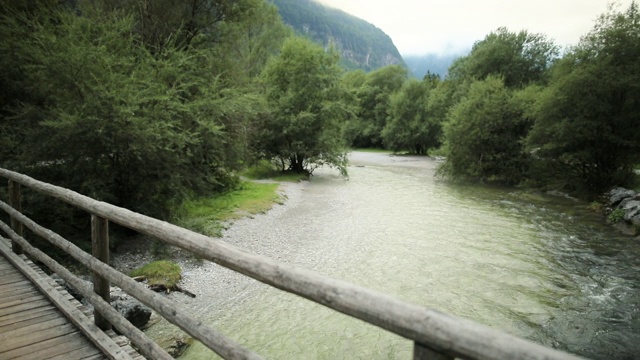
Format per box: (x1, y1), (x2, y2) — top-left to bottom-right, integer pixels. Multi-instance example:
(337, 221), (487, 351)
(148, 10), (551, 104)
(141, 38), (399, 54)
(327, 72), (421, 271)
(270, 0), (405, 72)
(404, 53), (466, 79)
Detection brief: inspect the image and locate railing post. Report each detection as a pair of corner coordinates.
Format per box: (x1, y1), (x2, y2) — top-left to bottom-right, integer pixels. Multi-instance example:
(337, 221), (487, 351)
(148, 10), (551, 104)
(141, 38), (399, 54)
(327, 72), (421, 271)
(413, 342), (454, 360)
(8, 180), (24, 255)
(91, 214), (111, 330)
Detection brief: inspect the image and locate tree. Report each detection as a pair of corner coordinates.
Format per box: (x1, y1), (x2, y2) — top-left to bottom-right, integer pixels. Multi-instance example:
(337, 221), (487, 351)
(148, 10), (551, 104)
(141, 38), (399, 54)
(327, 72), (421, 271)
(257, 37), (348, 175)
(440, 76), (530, 184)
(348, 65), (408, 148)
(381, 77), (441, 154)
(0, 0), (284, 219)
(526, 2), (640, 193)
(449, 28), (558, 88)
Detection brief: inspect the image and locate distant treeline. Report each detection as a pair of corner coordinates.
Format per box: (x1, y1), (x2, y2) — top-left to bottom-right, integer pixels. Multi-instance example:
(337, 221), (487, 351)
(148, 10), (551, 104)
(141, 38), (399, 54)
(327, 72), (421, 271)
(341, 2), (640, 197)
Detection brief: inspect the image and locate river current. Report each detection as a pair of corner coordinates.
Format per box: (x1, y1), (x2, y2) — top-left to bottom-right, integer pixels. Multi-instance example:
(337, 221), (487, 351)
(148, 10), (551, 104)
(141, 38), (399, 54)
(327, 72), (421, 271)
(181, 152), (640, 359)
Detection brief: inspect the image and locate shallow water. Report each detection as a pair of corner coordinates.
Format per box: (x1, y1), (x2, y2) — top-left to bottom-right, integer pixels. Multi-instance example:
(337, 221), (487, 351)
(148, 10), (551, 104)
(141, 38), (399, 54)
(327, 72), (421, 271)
(182, 152), (640, 359)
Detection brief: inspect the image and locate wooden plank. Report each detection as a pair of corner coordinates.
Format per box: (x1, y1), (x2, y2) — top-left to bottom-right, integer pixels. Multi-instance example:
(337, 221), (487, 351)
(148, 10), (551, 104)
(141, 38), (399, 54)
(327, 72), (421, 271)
(0, 299), (51, 316)
(0, 288), (41, 303)
(0, 167), (584, 360)
(0, 295), (47, 310)
(10, 334), (97, 360)
(0, 267), (18, 275)
(47, 345), (103, 360)
(91, 214), (111, 331)
(80, 353), (109, 360)
(0, 316), (69, 342)
(0, 242), (132, 360)
(0, 263), (16, 270)
(0, 312), (60, 332)
(0, 304), (56, 327)
(0, 280), (34, 295)
(0, 323), (78, 353)
(0, 272), (27, 286)
(1, 331), (86, 359)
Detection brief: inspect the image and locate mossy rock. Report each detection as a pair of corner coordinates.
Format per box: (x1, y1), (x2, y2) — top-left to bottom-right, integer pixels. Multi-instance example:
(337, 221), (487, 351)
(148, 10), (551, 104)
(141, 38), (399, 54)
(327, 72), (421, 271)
(130, 260), (181, 288)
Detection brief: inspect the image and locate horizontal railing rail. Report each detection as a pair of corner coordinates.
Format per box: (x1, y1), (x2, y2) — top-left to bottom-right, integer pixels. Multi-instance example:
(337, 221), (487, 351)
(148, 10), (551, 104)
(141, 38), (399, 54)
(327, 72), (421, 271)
(0, 168), (582, 360)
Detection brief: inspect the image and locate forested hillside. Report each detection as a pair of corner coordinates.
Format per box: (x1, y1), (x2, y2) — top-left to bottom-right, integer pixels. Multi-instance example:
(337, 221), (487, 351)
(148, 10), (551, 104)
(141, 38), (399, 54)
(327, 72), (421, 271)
(270, 0), (404, 71)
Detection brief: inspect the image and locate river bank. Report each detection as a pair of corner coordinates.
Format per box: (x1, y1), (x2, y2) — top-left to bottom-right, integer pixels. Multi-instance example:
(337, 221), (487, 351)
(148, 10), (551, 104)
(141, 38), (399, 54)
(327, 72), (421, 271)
(111, 176), (309, 354)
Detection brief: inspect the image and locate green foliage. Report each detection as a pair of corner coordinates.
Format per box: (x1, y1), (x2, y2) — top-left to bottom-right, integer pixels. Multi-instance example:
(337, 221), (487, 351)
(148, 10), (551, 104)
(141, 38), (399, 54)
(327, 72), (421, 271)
(439, 76), (530, 184)
(256, 36), (349, 175)
(271, 0), (404, 72)
(176, 181), (281, 237)
(130, 260), (182, 288)
(608, 208), (626, 224)
(449, 27), (558, 88)
(345, 65), (408, 148)
(526, 2), (640, 193)
(382, 78), (441, 154)
(0, 0), (287, 221)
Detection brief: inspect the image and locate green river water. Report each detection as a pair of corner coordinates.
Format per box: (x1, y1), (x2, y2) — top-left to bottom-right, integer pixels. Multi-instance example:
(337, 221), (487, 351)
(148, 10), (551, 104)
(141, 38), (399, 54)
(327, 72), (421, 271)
(181, 152), (640, 359)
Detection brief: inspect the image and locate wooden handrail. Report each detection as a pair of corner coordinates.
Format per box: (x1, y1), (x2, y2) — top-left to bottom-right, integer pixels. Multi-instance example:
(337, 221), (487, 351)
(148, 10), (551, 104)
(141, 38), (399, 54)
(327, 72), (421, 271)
(0, 168), (582, 360)
(0, 231), (171, 360)
(0, 203), (261, 360)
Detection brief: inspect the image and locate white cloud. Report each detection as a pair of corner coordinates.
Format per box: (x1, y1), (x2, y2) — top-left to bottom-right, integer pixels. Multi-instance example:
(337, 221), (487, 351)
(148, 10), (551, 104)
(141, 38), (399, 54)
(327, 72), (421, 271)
(317, 0), (633, 55)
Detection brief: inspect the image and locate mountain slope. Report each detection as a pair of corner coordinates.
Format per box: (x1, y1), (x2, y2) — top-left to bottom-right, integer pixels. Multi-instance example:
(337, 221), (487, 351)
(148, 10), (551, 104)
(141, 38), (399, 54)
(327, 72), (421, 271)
(270, 0), (404, 72)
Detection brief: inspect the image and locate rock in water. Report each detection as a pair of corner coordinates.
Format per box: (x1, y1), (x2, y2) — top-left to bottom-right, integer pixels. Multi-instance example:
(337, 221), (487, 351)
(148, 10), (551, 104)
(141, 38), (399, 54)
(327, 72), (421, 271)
(111, 297), (152, 328)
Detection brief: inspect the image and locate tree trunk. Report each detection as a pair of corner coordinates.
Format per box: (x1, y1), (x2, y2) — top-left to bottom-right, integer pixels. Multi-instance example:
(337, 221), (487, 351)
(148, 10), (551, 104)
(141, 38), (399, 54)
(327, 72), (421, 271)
(289, 154), (305, 173)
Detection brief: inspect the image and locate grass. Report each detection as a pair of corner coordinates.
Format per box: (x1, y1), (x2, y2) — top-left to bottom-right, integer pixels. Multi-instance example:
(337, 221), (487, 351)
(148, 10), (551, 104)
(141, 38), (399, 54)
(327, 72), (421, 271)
(242, 160), (309, 182)
(176, 181), (282, 237)
(130, 260), (182, 288)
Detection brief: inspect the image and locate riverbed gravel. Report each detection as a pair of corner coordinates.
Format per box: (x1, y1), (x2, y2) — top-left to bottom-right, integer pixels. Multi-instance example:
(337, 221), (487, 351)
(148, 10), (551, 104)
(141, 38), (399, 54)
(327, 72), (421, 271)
(111, 177), (311, 349)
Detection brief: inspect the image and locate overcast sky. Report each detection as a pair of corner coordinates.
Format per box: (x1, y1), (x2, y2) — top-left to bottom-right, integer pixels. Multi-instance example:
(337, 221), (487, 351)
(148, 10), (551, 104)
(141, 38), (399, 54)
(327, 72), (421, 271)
(317, 0), (633, 56)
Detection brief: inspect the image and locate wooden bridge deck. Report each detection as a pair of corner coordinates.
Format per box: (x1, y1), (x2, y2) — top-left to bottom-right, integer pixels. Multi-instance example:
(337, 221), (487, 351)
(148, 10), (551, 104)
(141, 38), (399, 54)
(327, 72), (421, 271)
(0, 247), (142, 360)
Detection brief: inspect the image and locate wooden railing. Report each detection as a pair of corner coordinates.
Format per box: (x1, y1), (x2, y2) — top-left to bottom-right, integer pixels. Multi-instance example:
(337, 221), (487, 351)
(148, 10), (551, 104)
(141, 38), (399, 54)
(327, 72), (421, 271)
(0, 168), (582, 360)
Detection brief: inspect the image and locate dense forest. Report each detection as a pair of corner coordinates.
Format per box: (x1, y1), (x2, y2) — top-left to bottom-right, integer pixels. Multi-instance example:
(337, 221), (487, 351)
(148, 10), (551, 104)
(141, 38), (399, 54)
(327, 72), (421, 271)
(1, 0), (639, 240)
(270, 0), (404, 71)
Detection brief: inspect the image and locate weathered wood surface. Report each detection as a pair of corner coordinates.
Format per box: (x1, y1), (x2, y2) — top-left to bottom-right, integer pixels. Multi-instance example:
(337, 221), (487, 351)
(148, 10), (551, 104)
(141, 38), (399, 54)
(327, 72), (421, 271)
(0, 215), (261, 360)
(0, 251), (104, 359)
(0, 168), (584, 360)
(0, 238), (131, 360)
(0, 231), (172, 360)
(19, 249), (144, 360)
(92, 214), (111, 331)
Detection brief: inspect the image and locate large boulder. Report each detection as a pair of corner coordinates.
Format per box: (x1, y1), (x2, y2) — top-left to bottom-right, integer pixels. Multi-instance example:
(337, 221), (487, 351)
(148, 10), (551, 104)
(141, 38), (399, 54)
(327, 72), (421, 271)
(622, 200), (640, 221)
(111, 295), (152, 329)
(608, 187), (637, 207)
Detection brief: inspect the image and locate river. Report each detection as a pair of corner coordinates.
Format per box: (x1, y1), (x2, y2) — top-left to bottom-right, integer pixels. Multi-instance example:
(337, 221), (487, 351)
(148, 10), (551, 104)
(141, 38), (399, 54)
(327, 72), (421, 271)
(173, 152), (640, 359)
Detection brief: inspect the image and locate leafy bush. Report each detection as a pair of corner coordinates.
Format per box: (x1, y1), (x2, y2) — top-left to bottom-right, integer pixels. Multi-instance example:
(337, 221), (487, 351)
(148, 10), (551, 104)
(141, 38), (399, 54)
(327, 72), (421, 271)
(608, 208), (626, 224)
